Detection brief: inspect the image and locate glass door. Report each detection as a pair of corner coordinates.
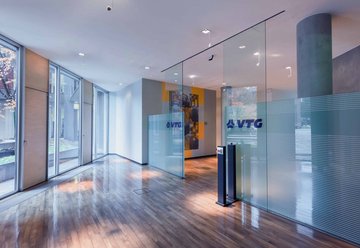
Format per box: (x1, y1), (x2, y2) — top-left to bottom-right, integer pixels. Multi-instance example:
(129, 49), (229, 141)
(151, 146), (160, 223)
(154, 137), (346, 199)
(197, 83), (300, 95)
(48, 65), (81, 178)
(0, 38), (20, 198)
(222, 22), (267, 208)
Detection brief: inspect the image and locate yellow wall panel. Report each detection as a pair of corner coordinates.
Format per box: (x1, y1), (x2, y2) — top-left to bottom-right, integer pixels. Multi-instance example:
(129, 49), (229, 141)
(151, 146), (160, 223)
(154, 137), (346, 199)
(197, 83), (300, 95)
(191, 87), (204, 105)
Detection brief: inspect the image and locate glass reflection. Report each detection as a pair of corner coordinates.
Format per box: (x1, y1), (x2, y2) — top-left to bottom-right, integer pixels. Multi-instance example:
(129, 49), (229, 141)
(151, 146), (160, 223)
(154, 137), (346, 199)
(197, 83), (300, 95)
(0, 41), (18, 198)
(58, 72), (81, 172)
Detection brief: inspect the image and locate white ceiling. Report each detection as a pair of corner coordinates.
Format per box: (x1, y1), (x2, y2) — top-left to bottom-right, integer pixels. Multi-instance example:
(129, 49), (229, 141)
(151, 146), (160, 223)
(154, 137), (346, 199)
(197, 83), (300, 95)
(181, 0), (360, 93)
(0, 0), (359, 92)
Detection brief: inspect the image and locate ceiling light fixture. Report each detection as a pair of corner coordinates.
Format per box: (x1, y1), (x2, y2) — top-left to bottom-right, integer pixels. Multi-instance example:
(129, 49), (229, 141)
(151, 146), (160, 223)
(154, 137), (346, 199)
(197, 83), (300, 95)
(239, 45), (246, 49)
(202, 28), (212, 47)
(202, 29), (211, 34)
(174, 72), (178, 76)
(78, 52), (85, 57)
(271, 53), (281, 57)
(145, 66), (150, 70)
(254, 51), (261, 66)
(286, 66), (292, 77)
(189, 75), (196, 86)
(119, 83), (123, 86)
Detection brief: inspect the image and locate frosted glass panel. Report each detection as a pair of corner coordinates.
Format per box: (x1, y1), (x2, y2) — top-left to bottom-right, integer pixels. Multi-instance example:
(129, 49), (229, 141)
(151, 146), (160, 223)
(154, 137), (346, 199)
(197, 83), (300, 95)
(267, 92), (360, 245)
(222, 22), (267, 209)
(224, 101), (267, 208)
(148, 112), (184, 177)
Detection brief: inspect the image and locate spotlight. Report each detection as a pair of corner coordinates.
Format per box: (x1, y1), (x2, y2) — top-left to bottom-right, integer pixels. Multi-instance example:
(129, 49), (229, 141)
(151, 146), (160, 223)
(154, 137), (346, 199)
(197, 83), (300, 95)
(202, 29), (211, 34)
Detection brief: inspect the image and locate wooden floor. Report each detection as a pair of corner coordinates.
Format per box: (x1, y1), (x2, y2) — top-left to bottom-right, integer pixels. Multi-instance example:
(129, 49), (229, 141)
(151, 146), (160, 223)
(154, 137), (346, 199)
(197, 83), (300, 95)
(0, 155), (356, 248)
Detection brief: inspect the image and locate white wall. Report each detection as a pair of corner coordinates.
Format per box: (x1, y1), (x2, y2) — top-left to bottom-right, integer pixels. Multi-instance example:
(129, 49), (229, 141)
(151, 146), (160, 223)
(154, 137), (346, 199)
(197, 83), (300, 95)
(142, 79), (163, 163)
(109, 80), (144, 164)
(82, 80), (93, 165)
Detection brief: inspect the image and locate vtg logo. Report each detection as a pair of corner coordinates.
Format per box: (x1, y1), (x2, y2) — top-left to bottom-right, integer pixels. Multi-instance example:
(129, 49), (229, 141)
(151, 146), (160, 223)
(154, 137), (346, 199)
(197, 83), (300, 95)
(166, 121), (182, 128)
(226, 119), (263, 129)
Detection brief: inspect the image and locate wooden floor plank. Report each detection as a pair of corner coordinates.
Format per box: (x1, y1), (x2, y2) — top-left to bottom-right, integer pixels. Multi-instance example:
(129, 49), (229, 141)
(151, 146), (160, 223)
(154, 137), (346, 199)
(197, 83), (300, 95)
(0, 155), (357, 248)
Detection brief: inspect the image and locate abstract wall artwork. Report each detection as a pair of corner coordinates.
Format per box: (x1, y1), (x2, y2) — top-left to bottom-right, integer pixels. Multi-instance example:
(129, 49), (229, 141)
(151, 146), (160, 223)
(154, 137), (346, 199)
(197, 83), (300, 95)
(169, 91), (199, 150)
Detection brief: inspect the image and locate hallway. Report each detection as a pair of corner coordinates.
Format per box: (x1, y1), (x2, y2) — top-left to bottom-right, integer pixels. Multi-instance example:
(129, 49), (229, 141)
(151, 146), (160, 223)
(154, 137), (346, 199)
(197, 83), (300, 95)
(0, 156), (355, 248)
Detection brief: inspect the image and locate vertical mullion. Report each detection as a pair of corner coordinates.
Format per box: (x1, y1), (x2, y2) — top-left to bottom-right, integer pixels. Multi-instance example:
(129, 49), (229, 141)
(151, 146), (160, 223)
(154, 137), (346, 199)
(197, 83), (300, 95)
(15, 45), (23, 192)
(79, 79), (82, 166)
(55, 67), (60, 175)
(93, 88), (97, 159)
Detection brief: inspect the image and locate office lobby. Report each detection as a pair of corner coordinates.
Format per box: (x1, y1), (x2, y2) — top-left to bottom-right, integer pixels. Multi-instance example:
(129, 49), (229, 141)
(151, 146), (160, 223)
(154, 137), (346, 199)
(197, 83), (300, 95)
(0, 0), (359, 247)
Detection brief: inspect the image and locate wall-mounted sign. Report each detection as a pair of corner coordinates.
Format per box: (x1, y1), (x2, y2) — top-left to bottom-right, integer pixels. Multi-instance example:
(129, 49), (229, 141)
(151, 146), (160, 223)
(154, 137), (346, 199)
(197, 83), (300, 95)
(166, 121), (182, 128)
(226, 119), (263, 129)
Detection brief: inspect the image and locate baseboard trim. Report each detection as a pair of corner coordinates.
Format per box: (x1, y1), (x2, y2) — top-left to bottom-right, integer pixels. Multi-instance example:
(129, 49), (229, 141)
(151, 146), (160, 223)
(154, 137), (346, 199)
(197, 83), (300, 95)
(108, 153), (148, 166)
(185, 154), (216, 160)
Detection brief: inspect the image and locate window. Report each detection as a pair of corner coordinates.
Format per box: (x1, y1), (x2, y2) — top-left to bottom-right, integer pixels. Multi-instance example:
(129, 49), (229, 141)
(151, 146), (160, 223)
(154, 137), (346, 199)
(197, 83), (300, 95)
(48, 64), (81, 178)
(0, 38), (20, 198)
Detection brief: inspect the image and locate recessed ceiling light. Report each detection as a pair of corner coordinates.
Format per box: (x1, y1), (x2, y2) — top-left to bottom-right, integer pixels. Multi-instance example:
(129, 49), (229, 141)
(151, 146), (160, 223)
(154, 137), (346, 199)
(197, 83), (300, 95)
(119, 83), (123, 86)
(239, 45), (246, 49)
(271, 53), (281, 57)
(145, 66), (150, 70)
(189, 75), (196, 79)
(78, 52), (85, 57)
(174, 72), (178, 76)
(202, 29), (211, 34)
(254, 52), (260, 56)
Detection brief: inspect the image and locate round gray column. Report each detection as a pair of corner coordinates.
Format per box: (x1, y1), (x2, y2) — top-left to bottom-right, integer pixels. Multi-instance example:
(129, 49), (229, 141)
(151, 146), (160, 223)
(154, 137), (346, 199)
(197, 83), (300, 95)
(297, 13), (333, 97)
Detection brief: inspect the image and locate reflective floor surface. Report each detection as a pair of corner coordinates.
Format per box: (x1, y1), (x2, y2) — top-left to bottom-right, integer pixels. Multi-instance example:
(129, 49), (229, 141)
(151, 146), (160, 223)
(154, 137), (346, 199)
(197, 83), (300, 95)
(0, 155), (356, 248)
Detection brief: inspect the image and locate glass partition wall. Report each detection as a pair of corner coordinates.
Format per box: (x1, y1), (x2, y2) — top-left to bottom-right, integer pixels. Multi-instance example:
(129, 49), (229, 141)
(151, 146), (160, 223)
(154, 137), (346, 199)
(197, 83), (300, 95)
(148, 63), (184, 177)
(93, 87), (109, 159)
(0, 37), (20, 199)
(222, 23), (267, 208)
(48, 64), (81, 178)
(178, 7), (360, 245)
(265, 11), (360, 245)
